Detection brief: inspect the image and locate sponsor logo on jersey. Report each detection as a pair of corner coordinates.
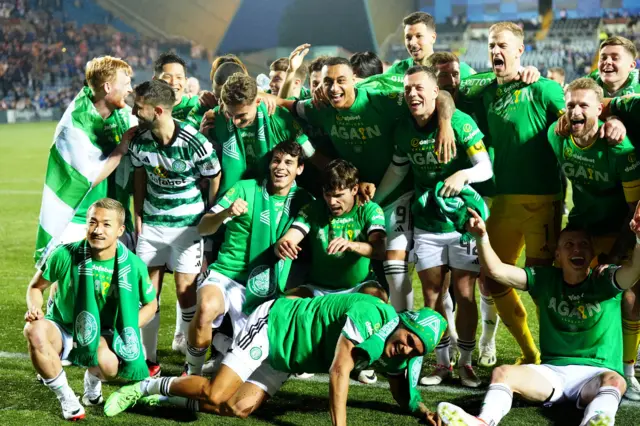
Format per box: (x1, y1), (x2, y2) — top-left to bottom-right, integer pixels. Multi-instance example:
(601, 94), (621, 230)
(153, 165), (169, 178)
(172, 159), (187, 173)
(336, 115), (361, 122)
(93, 264), (113, 274)
(148, 174), (187, 186)
(463, 128), (480, 143)
(330, 125), (382, 141)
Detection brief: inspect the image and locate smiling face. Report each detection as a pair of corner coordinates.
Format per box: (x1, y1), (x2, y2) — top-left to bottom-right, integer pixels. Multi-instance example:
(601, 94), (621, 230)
(322, 64), (356, 109)
(555, 230), (595, 272)
(223, 99), (259, 129)
(488, 30), (524, 79)
(404, 23), (436, 62)
(269, 151), (303, 192)
(269, 70), (287, 96)
(86, 207), (124, 251)
(598, 45), (636, 89)
(383, 326), (425, 360)
(104, 69), (133, 110)
(157, 62), (186, 102)
(565, 88), (601, 139)
(404, 70), (438, 119)
(322, 185), (357, 217)
(434, 61), (460, 97)
(310, 70), (323, 93)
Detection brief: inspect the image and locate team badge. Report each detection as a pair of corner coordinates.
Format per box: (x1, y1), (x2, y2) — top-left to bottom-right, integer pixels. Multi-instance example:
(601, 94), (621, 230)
(114, 327), (141, 361)
(563, 146), (573, 159)
(172, 159), (187, 173)
(250, 347), (263, 360)
(247, 265), (274, 298)
(463, 123), (472, 133)
(75, 311), (98, 347)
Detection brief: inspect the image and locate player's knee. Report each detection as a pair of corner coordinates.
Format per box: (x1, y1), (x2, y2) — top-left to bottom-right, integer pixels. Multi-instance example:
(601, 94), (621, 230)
(197, 295), (223, 324)
(205, 384), (229, 408)
(491, 365), (512, 384)
(23, 321), (46, 347)
(601, 372), (626, 393)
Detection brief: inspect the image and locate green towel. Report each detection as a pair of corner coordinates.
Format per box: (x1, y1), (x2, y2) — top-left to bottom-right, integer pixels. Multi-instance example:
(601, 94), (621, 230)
(67, 240), (148, 381)
(413, 182), (489, 243)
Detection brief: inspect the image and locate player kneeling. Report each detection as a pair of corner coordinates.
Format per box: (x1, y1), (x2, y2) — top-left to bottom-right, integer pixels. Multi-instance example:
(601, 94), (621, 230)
(105, 293), (446, 425)
(24, 199), (157, 421)
(438, 205), (640, 426)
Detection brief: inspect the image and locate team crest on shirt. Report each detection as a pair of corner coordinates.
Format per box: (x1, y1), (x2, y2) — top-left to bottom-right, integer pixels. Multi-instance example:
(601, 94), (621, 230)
(463, 123), (472, 133)
(172, 159), (187, 173)
(563, 146), (573, 159)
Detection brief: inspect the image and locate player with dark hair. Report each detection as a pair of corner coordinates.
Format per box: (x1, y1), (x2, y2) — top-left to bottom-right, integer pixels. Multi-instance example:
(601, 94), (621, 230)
(350, 51), (384, 80)
(153, 52), (198, 121)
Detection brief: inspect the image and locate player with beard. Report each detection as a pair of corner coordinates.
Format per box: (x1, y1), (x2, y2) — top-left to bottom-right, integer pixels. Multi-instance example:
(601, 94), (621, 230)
(25, 199), (157, 421)
(153, 53), (199, 121)
(437, 205), (640, 426)
(279, 56), (459, 314)
(129, 80), (221, 376)
(548, 78), (640, 400)
(374, 65), (492, 388)
(587, 36), (639, 97)
(386, 12), (475, 79)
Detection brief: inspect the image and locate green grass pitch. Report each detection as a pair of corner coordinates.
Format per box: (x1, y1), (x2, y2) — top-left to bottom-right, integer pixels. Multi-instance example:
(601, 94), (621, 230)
(0, 122), (638, 425)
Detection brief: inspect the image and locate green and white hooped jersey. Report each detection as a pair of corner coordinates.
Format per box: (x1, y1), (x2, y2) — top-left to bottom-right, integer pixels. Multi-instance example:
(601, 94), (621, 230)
(129, 121), (221, 228)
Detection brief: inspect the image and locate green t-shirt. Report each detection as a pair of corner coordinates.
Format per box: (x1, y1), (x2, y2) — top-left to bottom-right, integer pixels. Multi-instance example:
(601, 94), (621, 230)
(41, 242), (156, 334)
(356, 73), (404, 92)
(525, 265), (624, 375)
(393, 110), (486, 232)
(458, 77), (565, 199)
(387, 57), (476, 79)
(547, 122), (640, 235)
(291, 200), (386, 289)
(209, 180), (286, 283)
(587, 69), (640, 97)
(297, 89), (412, 205)
(267, 293), (398, 374)
(610, 96), (640, 148)
(172, 95), (200, 121)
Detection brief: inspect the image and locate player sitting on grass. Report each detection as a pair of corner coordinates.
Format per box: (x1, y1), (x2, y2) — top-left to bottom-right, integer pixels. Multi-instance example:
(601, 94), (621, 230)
(548, 78), (640, 400)
(105, 293), (446, 426)
(183, 141), (312, 376)
(374, 64), (492, 389)
(437, 204), (640, 426)
(24, 198), (157, 421)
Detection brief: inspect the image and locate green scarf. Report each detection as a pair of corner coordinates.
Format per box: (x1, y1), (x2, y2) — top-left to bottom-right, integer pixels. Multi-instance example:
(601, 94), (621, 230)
(217, 102), (272, 196)
(413, 182), (489, 243)
(68, 240), (148, 381)
(243, 180), (307, 314)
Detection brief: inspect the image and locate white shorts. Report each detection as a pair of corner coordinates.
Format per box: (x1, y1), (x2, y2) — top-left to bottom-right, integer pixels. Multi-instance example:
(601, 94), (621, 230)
(47, 319), (73, 361)
(413, 229), (481, 273)
(197, 270), (247, 333)
(383, 192), (414, 252)
(525, 364), (612, 408)
(299, 280), (379, 297)
(222, 300), (289, 396)
(59, 223), (135, 251)
(136, 225), (203, 273)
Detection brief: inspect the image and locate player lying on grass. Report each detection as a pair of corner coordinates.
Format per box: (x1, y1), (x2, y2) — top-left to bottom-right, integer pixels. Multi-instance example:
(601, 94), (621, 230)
(105, 293), (447, 426)
(24, 198), (158, 421)
(437, 204), (640, 426)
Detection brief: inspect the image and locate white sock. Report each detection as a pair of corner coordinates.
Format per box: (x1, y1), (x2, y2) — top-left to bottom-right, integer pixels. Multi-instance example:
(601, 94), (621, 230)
(145, 376), (175, 396)
(457, 338), (476, 366)
(163, 396), (199, 411)
(442, 291), (458, 342)
(174, 301), (181, 337)
(180, 305), (197, 336)
(186, 343), (208, 376)
(479, 383), (513, 425)
(435, 336), (451, 367)
(83, 370), (102, 397)
(44, 369), (73, 399)
(212, 332), (233, 354)
(383, 260), (413, 311)
(624, 364), (635, 377)
(580, 386), (621, 426)
(142, 310), (160, 363)
(480, 294), (500, 347)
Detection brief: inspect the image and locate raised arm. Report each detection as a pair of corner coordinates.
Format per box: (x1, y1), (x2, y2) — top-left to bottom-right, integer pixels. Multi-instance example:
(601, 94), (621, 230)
(278, 44), (311, 100)
(467, 208), (528, 290)
(329, 334), (356, 426)
(615, 202), (640, 289)
(198, 198), (248, 236)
